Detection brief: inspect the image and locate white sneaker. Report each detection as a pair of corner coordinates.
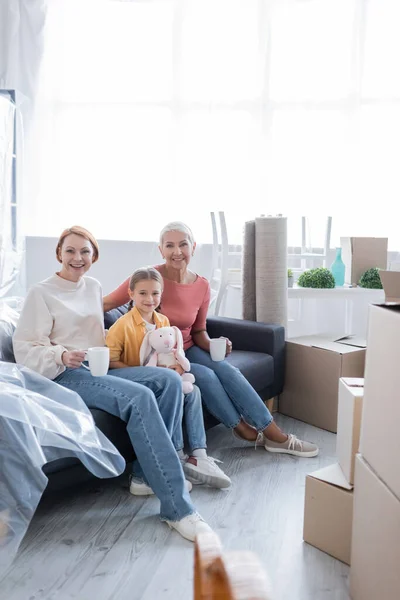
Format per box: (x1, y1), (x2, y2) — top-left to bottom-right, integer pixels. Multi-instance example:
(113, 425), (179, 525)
(183, 456), (231, 489)
(130, 477), (193, 496)
(264, 433), (319, 457)
(166, 512), (213, 542)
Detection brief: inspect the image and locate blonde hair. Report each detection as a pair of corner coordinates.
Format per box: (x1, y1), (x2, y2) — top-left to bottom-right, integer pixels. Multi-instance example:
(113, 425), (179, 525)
(128, 267), (163, 310)
(159, 221), (195, 246)
(56, 226), (99, 263)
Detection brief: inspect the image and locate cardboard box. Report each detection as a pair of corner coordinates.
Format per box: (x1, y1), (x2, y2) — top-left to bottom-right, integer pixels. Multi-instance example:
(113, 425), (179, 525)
(279, 335), (366, 432)
(379, 270), (400, 302)
(350, 455), (400, 600)
(341, 236), (388, 286)
(303, 464), (353, 565)
(336, 377), (364, 484)
(359, 304), (400, 499)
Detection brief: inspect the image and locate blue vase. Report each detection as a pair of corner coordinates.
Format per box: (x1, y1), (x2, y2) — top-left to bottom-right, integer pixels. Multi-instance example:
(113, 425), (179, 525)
(330, 247), (345, 287)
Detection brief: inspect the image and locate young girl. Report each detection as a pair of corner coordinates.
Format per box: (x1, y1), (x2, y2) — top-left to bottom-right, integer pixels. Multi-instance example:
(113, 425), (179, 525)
(106, 267), (231, 491)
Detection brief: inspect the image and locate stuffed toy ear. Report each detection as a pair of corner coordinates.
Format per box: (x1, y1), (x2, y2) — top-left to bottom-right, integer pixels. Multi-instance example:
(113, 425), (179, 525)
(140, 331), (157, 366)
(172, 326), (190, 372)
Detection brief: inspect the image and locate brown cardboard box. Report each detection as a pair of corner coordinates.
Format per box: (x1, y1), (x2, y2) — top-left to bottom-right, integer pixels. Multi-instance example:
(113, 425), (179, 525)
(359, 304), (400, 499)
(340, 236), (388, 285)
(336, 378), (364, 485)
(350, 455), (400, 600)
(303, 464), (353, 565)
(279, 335), (366, 432)
(379, 270), (400, 302)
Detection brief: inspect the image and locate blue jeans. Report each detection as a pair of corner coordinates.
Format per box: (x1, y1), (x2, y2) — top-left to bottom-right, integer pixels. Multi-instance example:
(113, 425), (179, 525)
(186, 345), (273, 431)
(54, 366), (194, 521)
(172, 386), (207, 453)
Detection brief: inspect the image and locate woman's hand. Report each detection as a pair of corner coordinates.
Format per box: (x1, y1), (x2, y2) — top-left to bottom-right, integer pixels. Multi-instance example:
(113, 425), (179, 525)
(219, 336), (232, 356)
(168, 364), (185, 376)
(62, 350), (86, 368)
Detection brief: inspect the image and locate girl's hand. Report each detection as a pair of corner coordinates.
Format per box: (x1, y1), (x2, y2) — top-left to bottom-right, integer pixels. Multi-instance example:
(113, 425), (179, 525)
(168, 364), (185, 376)
(219, 336), (232, 356)
(62, 350), (86, 368)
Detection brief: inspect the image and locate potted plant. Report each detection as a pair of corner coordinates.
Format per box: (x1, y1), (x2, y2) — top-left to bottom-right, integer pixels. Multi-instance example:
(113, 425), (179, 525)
(288, 268), (294, 288)
(358, 267), (383, 289)
(298, 267), (335, 289)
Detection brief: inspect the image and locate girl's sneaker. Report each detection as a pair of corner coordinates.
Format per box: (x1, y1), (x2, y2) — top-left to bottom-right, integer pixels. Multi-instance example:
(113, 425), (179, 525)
(183, 456), (231, 489)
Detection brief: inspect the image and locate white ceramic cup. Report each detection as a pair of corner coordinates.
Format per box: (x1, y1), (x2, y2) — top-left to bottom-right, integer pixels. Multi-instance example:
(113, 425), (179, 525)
(82, 347), (110, 376)
(209, 338), (226, 362)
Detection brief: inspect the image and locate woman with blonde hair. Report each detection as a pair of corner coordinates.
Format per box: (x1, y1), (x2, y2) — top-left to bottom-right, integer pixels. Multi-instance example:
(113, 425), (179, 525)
(13, 225), (213, 542)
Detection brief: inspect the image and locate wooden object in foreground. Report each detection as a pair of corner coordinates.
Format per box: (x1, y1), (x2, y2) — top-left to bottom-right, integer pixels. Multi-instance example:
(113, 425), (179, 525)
(194, 532), (273, 599)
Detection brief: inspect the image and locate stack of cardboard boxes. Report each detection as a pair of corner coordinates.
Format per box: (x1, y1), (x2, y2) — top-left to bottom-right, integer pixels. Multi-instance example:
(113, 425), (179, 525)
(302, 298), (400, 598)
(349, 303), (400, 600)
(303, 377), (364, 565)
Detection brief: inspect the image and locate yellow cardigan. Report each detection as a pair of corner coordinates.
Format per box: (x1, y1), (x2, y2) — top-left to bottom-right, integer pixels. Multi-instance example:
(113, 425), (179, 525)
(106, 306), (169, 366)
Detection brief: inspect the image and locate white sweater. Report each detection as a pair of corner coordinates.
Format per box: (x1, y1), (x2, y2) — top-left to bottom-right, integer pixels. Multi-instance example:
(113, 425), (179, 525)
(13, 274), (106, 380)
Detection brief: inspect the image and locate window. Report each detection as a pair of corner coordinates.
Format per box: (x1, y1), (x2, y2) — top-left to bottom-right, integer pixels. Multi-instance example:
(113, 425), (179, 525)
(26, 0), (400, 248)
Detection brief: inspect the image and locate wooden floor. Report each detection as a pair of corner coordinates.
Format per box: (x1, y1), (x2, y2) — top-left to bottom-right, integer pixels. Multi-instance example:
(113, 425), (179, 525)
(0, 415), (350, 600)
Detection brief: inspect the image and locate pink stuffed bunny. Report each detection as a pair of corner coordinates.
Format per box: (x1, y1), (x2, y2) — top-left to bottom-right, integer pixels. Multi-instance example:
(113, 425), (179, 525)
(139, 326), (195, 394)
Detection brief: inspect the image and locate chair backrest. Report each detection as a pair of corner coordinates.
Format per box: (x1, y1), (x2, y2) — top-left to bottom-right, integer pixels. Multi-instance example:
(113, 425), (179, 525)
(210, 211), (236, 282)
(194, 532), (273, 600)
(301, 216), (332, 256)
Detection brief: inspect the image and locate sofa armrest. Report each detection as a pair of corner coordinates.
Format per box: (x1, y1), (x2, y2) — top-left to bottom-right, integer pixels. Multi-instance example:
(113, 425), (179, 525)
(206, 316), (285, 396)
(206, 316), (284, 354)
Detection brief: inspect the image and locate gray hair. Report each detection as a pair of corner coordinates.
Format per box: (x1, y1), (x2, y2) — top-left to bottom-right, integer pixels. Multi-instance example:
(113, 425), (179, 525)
(159, 222), (195, 246)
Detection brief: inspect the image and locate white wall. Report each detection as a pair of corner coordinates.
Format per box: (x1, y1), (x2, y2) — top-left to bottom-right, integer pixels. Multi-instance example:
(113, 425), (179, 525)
(25, 236), (214, 295)
(21, 237), (400, 336)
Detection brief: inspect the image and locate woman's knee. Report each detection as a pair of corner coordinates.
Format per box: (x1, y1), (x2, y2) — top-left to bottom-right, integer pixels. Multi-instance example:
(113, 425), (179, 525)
(191, 364), (219, 385)
(212, 359), (238, 377)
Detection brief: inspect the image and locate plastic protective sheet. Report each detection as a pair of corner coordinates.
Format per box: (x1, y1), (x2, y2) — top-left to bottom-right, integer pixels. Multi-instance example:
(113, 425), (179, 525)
(0, 91), (25, 298)
(0, 362), (126, 575)
(0, 301), (19, 362)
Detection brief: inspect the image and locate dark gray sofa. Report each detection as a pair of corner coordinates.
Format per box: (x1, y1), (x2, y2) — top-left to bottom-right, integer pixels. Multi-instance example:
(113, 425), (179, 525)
(0, 303), (285, 490)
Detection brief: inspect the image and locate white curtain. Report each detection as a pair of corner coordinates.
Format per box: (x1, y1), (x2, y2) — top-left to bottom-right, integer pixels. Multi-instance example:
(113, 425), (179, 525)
(21, 0), (400, 248)
(0, 0), (47, 296)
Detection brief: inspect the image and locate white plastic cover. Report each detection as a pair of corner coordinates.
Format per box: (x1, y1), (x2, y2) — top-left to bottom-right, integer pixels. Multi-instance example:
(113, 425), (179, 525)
(0, 362), (126, 575)
(0, 91), (25, 298)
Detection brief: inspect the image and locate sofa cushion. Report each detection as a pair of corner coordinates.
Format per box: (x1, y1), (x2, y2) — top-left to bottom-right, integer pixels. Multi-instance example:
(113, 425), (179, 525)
(226, 350), (274, 392)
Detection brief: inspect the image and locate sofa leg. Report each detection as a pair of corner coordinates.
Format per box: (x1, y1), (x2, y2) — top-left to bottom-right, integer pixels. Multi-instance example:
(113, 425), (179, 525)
(265, 397), (277, 414)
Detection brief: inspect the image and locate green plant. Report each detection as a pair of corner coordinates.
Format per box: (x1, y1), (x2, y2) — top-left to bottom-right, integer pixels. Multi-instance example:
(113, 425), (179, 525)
(298, 267), (335, 289)
(358, 267), (383, 289)
(287, 268), (293, 278)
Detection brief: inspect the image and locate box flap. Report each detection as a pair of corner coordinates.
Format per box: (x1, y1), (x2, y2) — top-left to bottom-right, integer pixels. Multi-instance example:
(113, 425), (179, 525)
(372, 303), (400, 312)
(341, 377), (364, 389)
(289, 334), (366, 353)
(379, 270), (400, 303)
(334, 335), (367, 349)
(309, 463), (353, 490)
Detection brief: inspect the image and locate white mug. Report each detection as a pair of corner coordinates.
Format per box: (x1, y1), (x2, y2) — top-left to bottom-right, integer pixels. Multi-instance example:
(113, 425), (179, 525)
(209, 338), (226, 362)
(82, 347), (110, 376)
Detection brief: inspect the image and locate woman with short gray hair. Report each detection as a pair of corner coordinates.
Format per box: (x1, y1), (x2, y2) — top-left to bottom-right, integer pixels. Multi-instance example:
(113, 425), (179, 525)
(104, 222), (319, 458)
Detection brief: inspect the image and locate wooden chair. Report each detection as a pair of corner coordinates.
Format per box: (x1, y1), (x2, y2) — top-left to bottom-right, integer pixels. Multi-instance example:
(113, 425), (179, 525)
(209, 211), (242, 316)
(194, 532), (273, 600)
